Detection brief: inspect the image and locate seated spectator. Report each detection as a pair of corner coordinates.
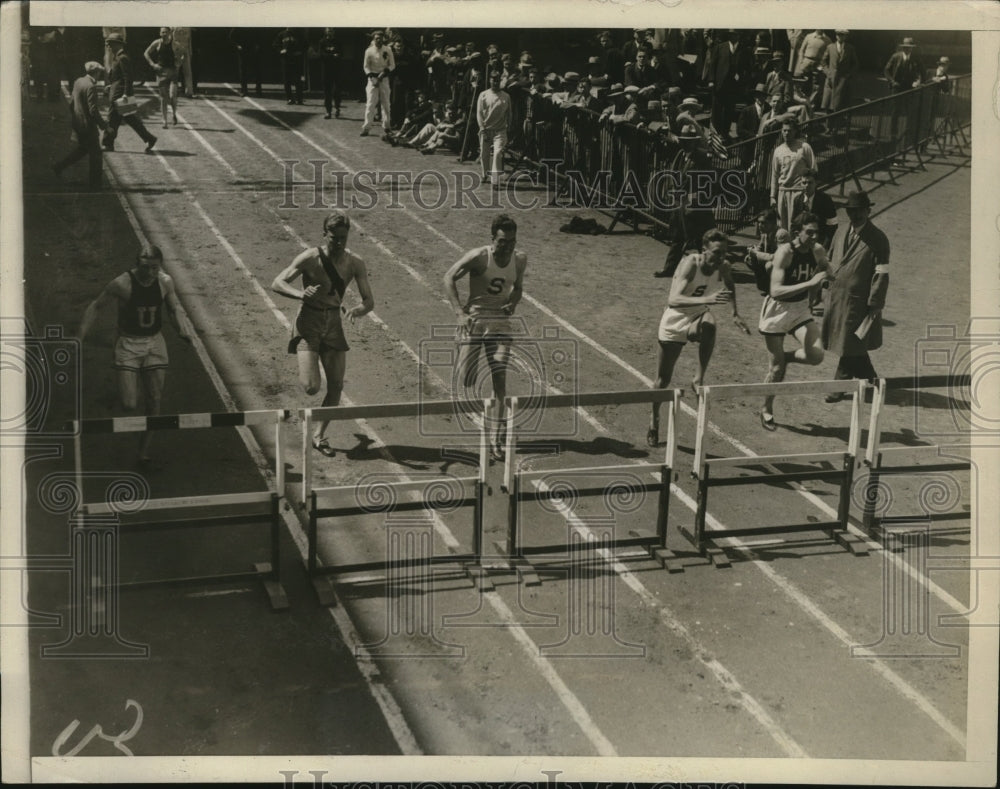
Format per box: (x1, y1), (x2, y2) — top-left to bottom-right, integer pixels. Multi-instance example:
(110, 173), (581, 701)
(387, 89), (434, 143)
(411, 103), (467, 153)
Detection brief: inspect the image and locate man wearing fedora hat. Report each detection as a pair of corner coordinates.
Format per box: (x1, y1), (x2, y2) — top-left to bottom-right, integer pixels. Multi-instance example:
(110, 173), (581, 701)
(53, 61), (108, 189)
(103, 32), (157, 154)
(884, 36), (922, 94)
(821, 30), (859, 112)
(737, 83), (769, 140)
(821, 190), (890, 399)
(709, 29), (751, 137)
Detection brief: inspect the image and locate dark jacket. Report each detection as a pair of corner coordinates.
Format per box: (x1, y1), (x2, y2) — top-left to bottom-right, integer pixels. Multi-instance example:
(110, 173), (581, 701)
(822, 221), (890, 355)
(68, 74), (106, 134)
(107, 49), (135, 102)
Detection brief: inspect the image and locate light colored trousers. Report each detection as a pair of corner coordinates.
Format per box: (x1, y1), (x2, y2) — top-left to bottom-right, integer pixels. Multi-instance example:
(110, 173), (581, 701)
(363, 77), (391, 132)
(479, 128), (507, 179)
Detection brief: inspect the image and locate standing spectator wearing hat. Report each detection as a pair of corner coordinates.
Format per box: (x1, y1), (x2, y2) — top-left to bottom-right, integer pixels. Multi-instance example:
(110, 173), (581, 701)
(273, 28), (305, 105)
(53, 61), (108, 189)
(360, 30), (395, 138)
(171, 27), (195, 98)
(821, 30), (859, 113)
(103, 33), (157, 154)
(102, 27), (126, 92)
(884, 36), (923, 143)
(709, 29), (751, 137)
(930, 56), (951, 93)
(821, 190), (890, 397)
(316, 29), (343, 119)
(230, 28), (263, 97)
(476, 67), (511, 186)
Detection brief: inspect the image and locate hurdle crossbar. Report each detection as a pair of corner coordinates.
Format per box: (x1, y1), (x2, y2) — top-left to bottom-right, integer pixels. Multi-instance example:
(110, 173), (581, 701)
(71, 410), (289, 610)
(502, 388), (681, 568)
(690, 379), (869, 565)
(861, 378), (971, 536)
(301, 399), (489, 605)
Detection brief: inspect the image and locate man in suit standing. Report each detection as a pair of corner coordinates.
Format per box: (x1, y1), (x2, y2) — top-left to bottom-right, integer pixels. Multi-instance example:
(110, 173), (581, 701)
(53, 61), (108, 189)
(821, 190), (890, 399)
(737, 82), (768, 140)
(709, 29), (751, 136)
(821, 30), (859, 112)
(884, 36), (923, 142)
(103, 33), (157, 153)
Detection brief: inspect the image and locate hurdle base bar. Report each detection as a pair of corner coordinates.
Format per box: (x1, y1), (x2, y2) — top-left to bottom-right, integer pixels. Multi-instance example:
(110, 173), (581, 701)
(628, 529), (692, 573)
(491, 541), (542, 586)
(76, 492), (286, 611)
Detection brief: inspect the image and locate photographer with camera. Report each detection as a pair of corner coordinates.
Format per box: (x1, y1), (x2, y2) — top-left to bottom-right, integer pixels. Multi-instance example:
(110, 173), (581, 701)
(444, 214), (528, 463)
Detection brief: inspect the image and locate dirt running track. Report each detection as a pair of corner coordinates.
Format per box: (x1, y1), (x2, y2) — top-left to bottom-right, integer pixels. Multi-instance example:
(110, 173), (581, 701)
(21, 82), (976, 767)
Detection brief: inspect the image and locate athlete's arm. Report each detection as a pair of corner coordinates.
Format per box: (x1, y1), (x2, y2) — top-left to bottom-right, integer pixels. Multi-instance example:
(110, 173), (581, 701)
(160, 274), (194, 343)
(346, 255), (375, 324)
(271, 249), (320, 304)
(78, 276), (125, 341)
(443, 248), (485, 322)
(721, 262), (750, 333)
(666, 256), (705, 308)
(143, 40), (160, 71)
(502, 252), (527, 315)
(768, 243), (827, 300)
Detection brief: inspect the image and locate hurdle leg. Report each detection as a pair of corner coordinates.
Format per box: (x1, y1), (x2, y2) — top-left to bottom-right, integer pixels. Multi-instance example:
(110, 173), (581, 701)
(832, 453), (868, 556)
(254, 493), (290, 610)
(307, 490), (337, 606)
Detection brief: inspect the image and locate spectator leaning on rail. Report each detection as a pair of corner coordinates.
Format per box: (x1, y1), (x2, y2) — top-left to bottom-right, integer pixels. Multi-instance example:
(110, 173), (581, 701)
(883, 36), (922, 143)
(360, 29), (395, 139)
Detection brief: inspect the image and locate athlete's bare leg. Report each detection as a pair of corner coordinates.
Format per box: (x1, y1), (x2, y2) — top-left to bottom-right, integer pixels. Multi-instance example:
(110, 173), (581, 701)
(762, 321), (823, 423)
(649, 340), (685, 441)
(313, 348), (346, 443)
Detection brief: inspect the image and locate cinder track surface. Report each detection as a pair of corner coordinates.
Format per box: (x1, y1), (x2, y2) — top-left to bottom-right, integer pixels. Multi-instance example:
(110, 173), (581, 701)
(22, 84), (973, 762)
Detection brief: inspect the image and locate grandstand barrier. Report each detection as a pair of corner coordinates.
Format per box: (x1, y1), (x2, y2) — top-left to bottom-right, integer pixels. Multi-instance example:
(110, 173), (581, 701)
(861, 374), (972, 539)
(499, 388), (683, 579)
(503, 74), (969, 235)
(688, 380), (870, 567)
(301, 398), (489, 606)
(70, 409), (290, 610)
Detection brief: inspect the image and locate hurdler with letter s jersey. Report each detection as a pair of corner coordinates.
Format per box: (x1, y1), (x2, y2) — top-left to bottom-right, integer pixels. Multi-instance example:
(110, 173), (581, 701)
(465, 245), (516, 337)
(758, 238), (822, 335)
(657, 251), (725, 343)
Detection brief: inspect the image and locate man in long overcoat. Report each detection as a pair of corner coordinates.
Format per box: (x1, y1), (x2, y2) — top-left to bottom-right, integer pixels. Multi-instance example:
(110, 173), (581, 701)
(821, 190), (890, 401)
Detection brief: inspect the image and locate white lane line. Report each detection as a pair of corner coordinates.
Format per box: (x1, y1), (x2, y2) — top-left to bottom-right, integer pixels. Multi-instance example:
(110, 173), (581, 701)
(191, 97), (967, 745)
(534, 479), (808, 758)
(103, 161), (422, 758)
(200, 95), (605, 437)
(221, 85), (966, 619)
(660, 474), (966, 748)
(116, 139), (615, 757)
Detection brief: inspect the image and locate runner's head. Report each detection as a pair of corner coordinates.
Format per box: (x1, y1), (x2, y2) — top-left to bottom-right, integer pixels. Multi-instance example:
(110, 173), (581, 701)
(323, 212), (351, 251)
(135, 244), (163, 279)
(159, 27), (172, 41)
(791, 211), (820, 244)
(490, 214), (517, 256)
(702, 228), (729, 261)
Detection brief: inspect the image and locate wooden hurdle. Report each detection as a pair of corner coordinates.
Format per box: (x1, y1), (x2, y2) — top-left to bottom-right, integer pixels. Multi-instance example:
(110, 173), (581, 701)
(500, 388), (683, 577)
(861, 376), (972, 539)
(688, 379), (870, 566)
(71, 409), (290, 610)
(301, 397), (489, 606)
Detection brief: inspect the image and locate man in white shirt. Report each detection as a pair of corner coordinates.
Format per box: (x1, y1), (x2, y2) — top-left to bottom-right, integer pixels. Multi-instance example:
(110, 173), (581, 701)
(360, 30), (395, 139)
(476, 68), (511, 187)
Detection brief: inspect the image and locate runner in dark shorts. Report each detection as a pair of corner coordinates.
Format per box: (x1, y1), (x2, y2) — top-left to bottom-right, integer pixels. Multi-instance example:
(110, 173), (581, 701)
(272, 212), (374, 457)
